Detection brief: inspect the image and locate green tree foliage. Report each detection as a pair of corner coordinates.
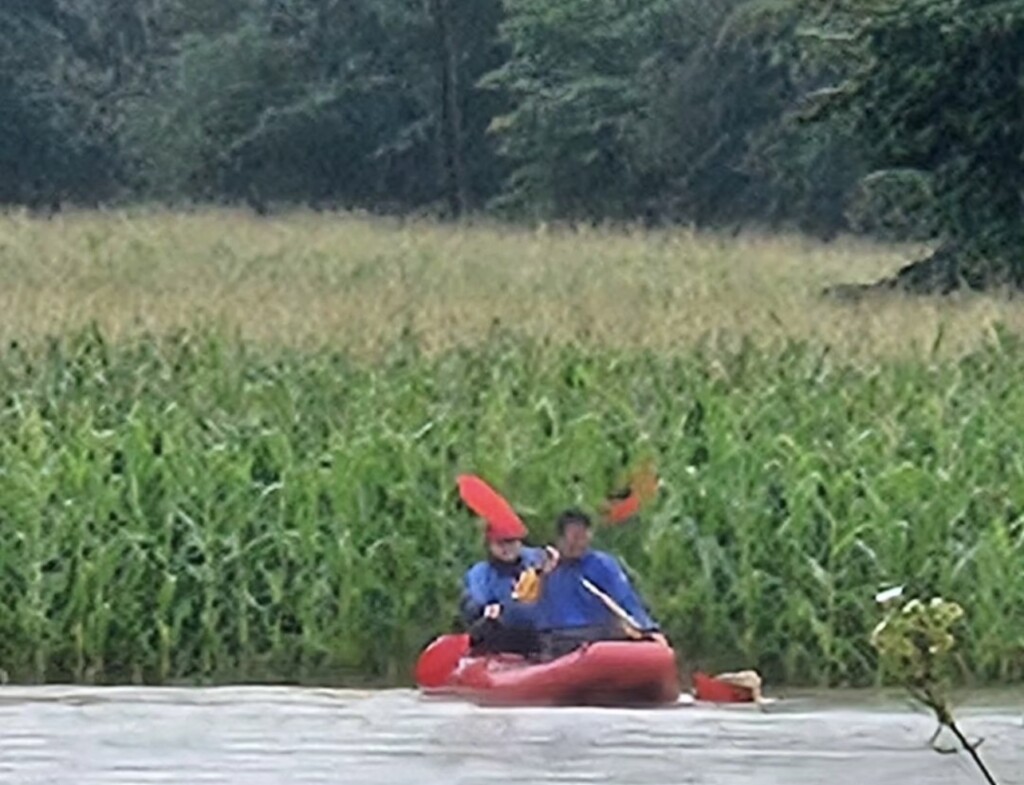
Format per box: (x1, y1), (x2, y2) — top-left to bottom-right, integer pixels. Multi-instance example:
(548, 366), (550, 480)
(0, 1), (126, 204)
(5, 0), (1022, 267)
(480, 0), (862, 234)
(124, 0), (508, 214)
(482, 0), (674, 220)
(801, 0), (1024, 287)
(638, 0), (863, 234)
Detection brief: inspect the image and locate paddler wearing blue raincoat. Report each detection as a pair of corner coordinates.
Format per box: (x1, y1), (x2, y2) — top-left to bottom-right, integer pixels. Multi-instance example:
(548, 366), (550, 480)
(536, 508), (662, 656)
(459, 512), (558, 656)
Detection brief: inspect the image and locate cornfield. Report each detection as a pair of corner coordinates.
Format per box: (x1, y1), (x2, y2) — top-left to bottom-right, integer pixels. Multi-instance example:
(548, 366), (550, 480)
(1, 209), (1023, 687)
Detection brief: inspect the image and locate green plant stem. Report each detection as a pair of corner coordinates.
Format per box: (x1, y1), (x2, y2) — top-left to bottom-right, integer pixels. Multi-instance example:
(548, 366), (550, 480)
(947, 720), (998, 785)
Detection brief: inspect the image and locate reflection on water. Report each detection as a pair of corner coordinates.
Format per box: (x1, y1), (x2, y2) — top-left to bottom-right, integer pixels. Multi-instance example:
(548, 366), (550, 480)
(0, 686), (1020, 784)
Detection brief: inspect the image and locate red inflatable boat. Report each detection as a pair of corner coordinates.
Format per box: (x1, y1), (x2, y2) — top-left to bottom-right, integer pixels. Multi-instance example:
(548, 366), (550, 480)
(415, 635), (681, 707)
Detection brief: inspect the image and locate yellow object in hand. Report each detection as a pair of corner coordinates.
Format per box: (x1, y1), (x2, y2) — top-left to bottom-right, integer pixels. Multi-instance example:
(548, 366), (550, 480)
(512, 567), (542, 603)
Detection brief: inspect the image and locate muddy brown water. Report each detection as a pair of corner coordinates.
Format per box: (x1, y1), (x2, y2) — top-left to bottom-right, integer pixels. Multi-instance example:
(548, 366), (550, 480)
(0, 686), (1020, 784)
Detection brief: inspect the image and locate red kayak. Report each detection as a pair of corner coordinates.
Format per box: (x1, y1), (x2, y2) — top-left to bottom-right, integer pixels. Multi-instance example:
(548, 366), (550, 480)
(415, 635), (681, 707)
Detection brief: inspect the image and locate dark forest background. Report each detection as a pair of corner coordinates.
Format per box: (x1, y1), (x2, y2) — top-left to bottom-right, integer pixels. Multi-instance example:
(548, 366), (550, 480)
(3, 1), (1022, 290)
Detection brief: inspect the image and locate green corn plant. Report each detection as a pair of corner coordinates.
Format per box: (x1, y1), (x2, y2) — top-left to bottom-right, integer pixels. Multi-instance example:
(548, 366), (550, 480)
(0, 326), (1023, 687)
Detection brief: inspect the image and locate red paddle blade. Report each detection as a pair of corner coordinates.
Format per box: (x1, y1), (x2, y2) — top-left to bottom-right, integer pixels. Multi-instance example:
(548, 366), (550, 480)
(601, 460), (659, 525)
(414, 634), (470, 689)
(456, 474), (526, 533)
(603, 492), (642, 525)
(692, 671), (754, 703)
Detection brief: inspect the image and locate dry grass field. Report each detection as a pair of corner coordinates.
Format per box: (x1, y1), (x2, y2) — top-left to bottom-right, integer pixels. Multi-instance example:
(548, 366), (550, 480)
(2, 208), (1021, 361)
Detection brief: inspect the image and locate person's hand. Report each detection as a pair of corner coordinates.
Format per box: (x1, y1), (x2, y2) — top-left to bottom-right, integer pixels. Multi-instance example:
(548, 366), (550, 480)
(622, 621), (645, 640)
(541, 546), (560, 575)
(483, 603), (501, 620)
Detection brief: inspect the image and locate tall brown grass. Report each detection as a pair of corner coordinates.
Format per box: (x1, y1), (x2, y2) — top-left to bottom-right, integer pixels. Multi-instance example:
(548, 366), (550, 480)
(2, 207), (1022, 361)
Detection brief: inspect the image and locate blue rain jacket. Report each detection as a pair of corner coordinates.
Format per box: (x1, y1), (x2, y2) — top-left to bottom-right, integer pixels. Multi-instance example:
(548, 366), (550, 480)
(537, 550), (658, 632)
(459, 546), (548, 629)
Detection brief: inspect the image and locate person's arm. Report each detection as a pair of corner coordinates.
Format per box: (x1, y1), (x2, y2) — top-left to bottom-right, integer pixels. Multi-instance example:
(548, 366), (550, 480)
(588, 553), (658, 631)
(459, 565), (495, 625)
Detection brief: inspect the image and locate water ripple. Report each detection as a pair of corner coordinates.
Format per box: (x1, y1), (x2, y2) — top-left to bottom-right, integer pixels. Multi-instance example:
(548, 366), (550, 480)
(0, 687), (1019, 785)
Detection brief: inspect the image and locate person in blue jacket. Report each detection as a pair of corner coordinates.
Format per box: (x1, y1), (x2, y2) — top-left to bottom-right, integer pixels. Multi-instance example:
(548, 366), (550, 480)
(459, 513), (557, 656)
(538, 508), (661, 655)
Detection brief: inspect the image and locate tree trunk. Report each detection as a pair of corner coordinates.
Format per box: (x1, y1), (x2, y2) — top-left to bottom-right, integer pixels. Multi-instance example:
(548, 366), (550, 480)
(431, 0), (469, 216)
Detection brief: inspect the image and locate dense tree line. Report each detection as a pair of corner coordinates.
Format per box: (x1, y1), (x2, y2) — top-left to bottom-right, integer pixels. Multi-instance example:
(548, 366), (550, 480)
(2, 1), (1022, 286)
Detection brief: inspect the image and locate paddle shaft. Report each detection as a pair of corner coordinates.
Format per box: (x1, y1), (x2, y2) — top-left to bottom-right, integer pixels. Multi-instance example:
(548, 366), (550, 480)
(580, 577), (643, 633)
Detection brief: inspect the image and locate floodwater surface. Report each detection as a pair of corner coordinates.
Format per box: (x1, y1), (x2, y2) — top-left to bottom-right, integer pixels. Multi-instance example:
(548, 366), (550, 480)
(0, 686), (1021, 784)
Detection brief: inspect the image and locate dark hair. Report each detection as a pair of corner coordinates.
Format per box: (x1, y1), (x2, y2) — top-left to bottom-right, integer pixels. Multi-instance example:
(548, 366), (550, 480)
(555, 508), (592, 536)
